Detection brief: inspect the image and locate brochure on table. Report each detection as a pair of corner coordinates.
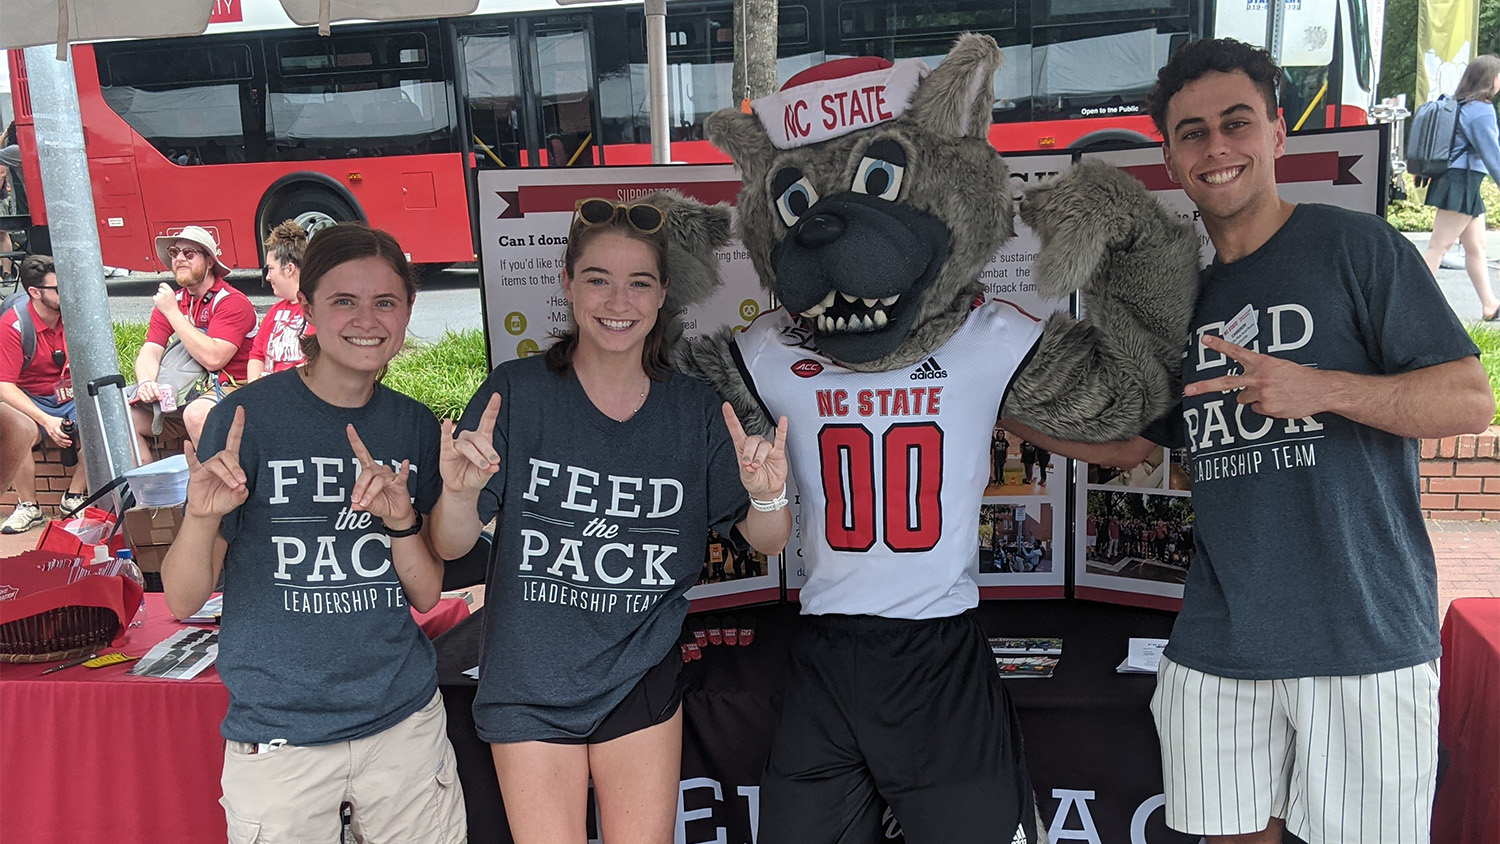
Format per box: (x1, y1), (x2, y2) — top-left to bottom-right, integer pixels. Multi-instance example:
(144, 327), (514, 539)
(476, 165), (781, 609)
(783, 151), (1077, 601)
(1070, 125), (1386, 608)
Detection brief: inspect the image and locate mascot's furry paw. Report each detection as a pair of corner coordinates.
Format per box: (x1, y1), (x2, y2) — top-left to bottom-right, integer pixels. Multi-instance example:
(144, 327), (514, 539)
(1005, 161), (1201, 442)
(640, 190), (733, 345)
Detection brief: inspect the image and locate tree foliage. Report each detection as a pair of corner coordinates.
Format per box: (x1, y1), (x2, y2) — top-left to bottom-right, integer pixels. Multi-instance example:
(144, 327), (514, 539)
(1380, 0), (1500, 105)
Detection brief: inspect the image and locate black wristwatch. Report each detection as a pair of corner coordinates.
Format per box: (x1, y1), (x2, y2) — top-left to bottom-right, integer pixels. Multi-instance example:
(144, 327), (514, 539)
(383, 511), (423, 538)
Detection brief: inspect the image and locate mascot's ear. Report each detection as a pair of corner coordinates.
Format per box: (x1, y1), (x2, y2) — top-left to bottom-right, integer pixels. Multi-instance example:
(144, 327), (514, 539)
(642, 190), (733, 315)
(706, 107), (776, 182)
(905, 33), (1002, 141)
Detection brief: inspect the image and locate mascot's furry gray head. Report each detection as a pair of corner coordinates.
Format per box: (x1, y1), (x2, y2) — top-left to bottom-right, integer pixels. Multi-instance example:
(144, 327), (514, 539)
(679, 33), (1200, 443)
(705, 39), (1011, 369)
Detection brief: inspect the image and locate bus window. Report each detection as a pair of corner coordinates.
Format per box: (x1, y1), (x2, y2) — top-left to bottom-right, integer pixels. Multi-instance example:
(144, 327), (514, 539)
(267, 30), (453, 161)
(832, 0), (1029, 124)
(531, 25), (598, 166)
(1028, 0), (1191, 124)
(462, 31), (523, 168)
(598, 4), (823, 152)
(95, 42), (260, 165)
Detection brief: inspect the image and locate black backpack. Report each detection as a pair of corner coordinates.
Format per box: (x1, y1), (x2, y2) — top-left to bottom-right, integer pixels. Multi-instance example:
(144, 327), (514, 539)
(1406, 95), (1465, 178)
(0, 290), (36, 371)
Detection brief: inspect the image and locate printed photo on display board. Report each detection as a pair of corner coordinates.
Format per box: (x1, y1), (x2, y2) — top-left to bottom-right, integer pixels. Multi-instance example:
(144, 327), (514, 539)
(973, 152), (1075, 598)
(1069, 126), (1385, 608)
(475, 165), (781, 610)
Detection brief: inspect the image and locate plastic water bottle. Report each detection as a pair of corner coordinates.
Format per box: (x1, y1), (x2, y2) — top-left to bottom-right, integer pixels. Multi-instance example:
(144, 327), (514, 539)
(116, 548), (147, 628)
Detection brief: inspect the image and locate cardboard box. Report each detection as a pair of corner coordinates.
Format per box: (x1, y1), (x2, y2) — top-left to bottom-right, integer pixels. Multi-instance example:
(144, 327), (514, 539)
(131, 543), (170, 574)
(124, 509), (186, 554)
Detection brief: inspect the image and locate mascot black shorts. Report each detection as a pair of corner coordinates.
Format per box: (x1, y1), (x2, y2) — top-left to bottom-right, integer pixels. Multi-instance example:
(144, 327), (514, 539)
(759, 611), (1038, 844)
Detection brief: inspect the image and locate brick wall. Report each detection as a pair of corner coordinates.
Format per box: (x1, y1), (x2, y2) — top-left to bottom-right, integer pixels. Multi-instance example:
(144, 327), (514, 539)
(1420, 426), (1500, 521)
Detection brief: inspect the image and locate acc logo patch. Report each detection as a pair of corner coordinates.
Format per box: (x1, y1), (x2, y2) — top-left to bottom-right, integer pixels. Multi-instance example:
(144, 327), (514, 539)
(791, 359), (824, 378)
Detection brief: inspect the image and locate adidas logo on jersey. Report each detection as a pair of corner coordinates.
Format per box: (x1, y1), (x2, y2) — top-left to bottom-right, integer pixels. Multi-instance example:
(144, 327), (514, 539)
(910, 357), (947, 380)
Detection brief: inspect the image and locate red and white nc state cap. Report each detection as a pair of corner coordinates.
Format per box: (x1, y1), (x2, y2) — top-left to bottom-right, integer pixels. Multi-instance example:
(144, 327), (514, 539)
(752, 56), (929, 150)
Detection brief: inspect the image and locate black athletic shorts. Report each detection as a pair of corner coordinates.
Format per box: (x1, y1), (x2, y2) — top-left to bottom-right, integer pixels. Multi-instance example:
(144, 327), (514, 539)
(759, 611), (1038, 844)
(543, 645), (684, 746)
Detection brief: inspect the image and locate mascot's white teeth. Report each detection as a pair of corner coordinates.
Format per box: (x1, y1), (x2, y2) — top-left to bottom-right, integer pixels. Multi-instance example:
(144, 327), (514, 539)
(813, 308), (890, 334)
(800, 291), (899, 332)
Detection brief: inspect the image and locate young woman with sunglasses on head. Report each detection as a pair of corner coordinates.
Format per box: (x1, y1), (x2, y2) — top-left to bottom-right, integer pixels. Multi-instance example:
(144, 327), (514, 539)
(432, 197), (792, 844)
(162, 223), (466, 844)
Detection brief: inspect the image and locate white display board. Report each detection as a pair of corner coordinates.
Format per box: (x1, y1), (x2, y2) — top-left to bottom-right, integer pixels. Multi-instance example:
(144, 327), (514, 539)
(476, 165), (781, 608)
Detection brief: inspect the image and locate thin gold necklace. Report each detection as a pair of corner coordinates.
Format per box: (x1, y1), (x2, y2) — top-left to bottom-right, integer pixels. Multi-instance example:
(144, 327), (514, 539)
(630, 374), (649, 417)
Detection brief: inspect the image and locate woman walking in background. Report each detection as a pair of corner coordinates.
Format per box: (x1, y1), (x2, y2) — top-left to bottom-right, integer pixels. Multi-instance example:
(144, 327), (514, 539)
(1424, 55), (1500, 321)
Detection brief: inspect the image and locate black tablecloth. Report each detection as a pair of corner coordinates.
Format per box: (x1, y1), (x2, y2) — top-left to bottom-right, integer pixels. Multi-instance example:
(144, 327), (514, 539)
(437, 599), (1199, 844)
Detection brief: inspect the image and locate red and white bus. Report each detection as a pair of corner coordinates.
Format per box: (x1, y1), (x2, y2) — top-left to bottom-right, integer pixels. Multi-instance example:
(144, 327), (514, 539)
(5, 0), (1376, 271)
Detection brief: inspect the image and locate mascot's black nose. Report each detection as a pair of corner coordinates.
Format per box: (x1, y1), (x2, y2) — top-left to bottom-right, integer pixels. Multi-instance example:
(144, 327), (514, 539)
(796, 212), (845, 248)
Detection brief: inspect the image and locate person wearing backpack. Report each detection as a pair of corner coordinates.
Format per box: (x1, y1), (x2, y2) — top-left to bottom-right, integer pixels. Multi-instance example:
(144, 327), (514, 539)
(1422, 55), (1500, 321)
(0, 255), (88, 533)
(130, 225), (256, 459)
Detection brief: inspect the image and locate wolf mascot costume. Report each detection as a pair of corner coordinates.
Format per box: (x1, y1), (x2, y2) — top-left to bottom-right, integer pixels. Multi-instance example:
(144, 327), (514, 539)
(671, 34), (1199, 844)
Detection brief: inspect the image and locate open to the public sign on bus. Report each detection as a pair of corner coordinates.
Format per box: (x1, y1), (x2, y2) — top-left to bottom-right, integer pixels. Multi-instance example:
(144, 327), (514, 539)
(210, 0), (243, 24)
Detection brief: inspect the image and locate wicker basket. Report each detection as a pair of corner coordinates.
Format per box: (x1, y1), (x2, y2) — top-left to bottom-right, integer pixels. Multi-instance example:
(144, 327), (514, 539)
(0, 605), (121, 664)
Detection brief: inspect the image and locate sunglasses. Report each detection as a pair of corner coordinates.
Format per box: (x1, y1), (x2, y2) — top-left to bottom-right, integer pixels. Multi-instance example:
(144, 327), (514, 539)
(573, 198), (665, 235)
(167, 246), (205, 260)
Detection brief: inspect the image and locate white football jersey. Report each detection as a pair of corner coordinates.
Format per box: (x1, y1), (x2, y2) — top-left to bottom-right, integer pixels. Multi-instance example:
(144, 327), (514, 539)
(735, 301), (1044, 619)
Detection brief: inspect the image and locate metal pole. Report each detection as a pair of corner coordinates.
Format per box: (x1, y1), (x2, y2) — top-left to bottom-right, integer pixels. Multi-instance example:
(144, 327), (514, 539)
(645, 0), (671, 164)
(23, 46), (140, 496)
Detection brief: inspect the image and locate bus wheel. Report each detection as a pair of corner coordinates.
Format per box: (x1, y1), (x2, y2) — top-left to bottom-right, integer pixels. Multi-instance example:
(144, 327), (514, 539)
(264, 188), (361, 244)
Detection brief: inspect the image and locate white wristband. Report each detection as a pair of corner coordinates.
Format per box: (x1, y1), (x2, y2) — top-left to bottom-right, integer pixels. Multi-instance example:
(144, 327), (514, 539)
(749, 485), (789, 512)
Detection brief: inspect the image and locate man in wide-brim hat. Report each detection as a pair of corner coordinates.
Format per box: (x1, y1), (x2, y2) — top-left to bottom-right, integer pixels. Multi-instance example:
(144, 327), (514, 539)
(130, 225), (256, 458)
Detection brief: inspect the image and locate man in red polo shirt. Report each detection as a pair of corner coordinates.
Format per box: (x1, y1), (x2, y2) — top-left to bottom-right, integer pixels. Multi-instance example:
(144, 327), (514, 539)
(0, 255), (88, 533)
(130, 226), (255, 459)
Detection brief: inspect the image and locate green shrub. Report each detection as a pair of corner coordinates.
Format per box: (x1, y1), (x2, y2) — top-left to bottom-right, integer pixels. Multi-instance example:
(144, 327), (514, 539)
(1387, 173), (1500, 233)
(1471, 323), (1500, 425)
(383, 329), (490, 420)
(112, 322), (489, 420)
(113, 321), (147, 380)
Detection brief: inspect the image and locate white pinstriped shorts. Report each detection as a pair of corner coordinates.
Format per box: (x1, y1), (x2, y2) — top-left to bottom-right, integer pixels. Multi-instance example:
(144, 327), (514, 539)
(1150, 655), (1439, 844)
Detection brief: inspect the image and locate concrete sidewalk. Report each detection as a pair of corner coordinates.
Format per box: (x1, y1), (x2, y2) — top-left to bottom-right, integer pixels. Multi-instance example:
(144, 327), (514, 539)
(2, 516), (1492, 625)
(1405, 227), (1500, 323)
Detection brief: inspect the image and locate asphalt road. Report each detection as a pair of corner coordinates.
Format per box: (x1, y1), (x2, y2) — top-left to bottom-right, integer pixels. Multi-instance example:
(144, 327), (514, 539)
(104, 266), (487, 343)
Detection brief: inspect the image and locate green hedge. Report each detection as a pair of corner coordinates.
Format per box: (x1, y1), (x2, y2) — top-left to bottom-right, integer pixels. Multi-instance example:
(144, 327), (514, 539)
(111, 322), (1500, 425)
(113, 322), (489, 420)
(1387, 173), (1500, 233)
(1473, 323), (1500, 425)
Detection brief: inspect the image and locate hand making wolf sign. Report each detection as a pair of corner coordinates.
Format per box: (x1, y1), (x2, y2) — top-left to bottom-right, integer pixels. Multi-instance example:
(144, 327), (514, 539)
(184, 406), (249, 519)
(346, 423), (417, 529)
(1185, 334), (1328, 420)
(721, 403), (789, 500)
(440, 393), (503, 493)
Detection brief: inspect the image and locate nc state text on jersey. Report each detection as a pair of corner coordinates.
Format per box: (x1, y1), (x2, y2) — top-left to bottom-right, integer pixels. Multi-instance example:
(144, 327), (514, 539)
(815, 387), (942, 418)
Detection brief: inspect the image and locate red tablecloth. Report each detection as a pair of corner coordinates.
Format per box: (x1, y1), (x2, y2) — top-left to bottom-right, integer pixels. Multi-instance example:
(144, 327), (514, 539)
(0, 593), (469, 844)
(1433, 597), (1500, 844)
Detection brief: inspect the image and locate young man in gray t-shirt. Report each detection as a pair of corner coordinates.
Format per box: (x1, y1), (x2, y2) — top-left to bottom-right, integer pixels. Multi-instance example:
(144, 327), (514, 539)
(1008, 39), (1495, 844)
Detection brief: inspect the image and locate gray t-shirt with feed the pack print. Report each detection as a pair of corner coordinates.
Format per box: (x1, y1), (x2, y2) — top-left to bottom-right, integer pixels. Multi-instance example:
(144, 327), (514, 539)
(462, 355), (748, 742)
(199, 370), (442, 746)
(1161, 204), (1479, 680)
